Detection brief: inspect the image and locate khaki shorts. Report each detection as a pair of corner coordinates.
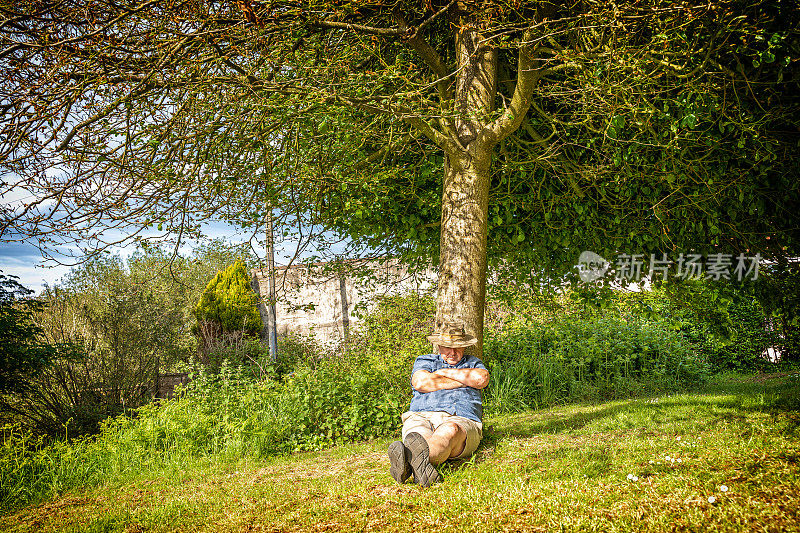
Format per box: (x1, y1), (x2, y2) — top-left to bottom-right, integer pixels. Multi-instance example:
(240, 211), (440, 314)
(401, 411), (483, 459)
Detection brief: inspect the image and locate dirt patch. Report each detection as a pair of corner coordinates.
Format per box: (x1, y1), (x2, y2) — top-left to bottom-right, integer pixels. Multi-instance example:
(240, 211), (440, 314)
(248, 450), (386, 484)
(731, 372), (798, 384)
(3, 495), (107, 531)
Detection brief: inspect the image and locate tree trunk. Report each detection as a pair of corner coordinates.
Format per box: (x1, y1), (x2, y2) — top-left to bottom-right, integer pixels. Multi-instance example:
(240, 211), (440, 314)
(434, 22), (498, 357)
(436, 146), (493, 356)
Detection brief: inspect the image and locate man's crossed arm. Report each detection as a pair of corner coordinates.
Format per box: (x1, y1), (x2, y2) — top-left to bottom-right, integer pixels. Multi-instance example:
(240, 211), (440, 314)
(411, 367), (490, 393)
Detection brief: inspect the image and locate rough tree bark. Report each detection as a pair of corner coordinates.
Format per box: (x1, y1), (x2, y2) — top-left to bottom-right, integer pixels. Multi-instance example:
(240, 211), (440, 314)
(433, 22), (539, 356)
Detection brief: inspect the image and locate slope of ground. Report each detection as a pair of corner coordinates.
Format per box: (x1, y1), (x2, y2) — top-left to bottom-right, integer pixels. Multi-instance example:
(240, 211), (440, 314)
(2, 373), (799, 532)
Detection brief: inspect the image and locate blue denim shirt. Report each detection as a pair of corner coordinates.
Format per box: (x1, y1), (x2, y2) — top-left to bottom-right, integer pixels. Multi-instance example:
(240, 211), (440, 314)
(408, 352), (487, 423)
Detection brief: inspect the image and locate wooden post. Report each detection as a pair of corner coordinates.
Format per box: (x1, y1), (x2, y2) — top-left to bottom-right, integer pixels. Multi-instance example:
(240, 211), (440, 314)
(265, 210), (279, 362)
(338, 258), (350, 346)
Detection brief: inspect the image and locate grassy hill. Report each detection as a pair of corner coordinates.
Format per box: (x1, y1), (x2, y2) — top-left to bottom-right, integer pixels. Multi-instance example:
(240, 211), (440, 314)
(2, 372), (799, 532)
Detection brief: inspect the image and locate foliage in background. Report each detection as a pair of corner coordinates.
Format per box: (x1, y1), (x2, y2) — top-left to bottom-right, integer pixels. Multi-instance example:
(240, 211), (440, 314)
(1, 257), (188, 438)
(0, 242), (258, 438)
(193, 261), (262, 357)
(484, 316), (710, 413)
(617, 280), (778, 372)
(350, 292), (437, 394)
(130, 240), (260, 348)
(0, 273), (58, 394)
(754, 259), (800, 362)
(498, 278), (780, 373)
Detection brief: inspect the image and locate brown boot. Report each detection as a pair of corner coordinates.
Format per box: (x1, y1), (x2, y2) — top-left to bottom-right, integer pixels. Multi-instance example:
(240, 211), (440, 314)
(388, 440), (411, 483)
(403, 432), (441, 488)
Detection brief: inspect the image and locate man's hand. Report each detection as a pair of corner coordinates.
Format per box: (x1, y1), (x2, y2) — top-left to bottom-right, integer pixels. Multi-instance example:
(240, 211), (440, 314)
(411, 368), (490, 393)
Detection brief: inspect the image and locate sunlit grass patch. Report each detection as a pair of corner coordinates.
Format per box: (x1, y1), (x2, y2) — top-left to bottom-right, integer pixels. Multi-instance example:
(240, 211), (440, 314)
(1, 373), (798, 532)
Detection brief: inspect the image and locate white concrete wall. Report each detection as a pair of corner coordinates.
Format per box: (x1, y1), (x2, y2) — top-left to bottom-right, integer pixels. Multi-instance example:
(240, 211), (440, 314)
(251, 258), (436, 345)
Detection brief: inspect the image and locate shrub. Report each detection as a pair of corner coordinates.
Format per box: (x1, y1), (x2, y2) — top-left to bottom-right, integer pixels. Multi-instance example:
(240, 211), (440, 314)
(194, 261), (262, 339)
(621, 281), (778, 372)
(282, 353), (406, 451)
(483, 315), (710, 413)
(350, 292), (436, 393)
(276, 333), (325, 373)
(195, 334), (271, 376)
(2, 259), (188, 438)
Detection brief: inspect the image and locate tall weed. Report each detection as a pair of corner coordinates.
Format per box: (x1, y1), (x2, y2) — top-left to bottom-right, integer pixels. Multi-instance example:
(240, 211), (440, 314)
(484, 316), (710, 413)
(0, 351), (408, 514)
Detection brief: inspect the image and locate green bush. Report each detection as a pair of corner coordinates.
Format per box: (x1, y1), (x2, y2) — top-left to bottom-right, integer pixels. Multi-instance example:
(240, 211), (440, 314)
(196, 335), (271, 376)
(350, 292), (436, 394)
(194, 261), (262, 340)
(0, 273), (58, 394)
(103, 363), (294, 459)
(483, 315), (710, 413)
(627, 282), (777, 372)
(118, 353), (407, 456)
(282, 353), (406, 451)
(276, 333), (327, 374)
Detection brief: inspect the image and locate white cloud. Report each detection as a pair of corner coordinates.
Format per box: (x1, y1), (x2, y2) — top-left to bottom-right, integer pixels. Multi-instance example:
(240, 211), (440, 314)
(0, 258), (71, 294)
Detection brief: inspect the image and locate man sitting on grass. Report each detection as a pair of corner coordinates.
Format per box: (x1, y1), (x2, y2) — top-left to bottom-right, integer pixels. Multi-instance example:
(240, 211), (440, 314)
(388, 321), (490, 487)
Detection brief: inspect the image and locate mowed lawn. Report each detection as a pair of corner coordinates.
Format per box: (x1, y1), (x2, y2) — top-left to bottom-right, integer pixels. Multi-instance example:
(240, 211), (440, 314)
(2, 373), (799, 532)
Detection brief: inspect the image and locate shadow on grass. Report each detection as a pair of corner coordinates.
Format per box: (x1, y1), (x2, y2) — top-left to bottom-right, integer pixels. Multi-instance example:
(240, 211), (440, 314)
(486, 375), (800, 441)
(437, 375), (800, 474)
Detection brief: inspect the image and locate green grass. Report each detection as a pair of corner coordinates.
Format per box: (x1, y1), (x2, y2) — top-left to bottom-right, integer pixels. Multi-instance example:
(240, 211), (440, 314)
(2, 372), (799, 532)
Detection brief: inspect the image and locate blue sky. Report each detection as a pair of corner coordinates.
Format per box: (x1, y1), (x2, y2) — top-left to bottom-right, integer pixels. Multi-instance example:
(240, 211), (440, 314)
(0, 219), (350, 294)
(0, 221), (258, 294)
(0, 240), (70, 293)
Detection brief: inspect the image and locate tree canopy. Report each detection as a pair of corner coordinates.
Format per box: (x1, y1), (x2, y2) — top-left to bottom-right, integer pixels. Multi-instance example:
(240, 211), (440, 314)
(2, 0), (799, 351)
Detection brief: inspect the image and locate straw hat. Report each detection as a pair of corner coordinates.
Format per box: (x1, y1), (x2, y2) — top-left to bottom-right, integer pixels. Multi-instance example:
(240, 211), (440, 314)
(427, 321), (477, 348)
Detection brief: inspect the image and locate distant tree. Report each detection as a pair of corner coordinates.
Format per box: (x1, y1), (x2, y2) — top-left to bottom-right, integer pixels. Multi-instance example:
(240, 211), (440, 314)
(194, 261), (263, 347)
(0, 272), (57, 393)
(2, 257), (189, 436)
(0, 243), (268, 436)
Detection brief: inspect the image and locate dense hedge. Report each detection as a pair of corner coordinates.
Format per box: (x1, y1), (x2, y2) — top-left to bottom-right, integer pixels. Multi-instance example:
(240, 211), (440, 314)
(484, 316), (710, 413)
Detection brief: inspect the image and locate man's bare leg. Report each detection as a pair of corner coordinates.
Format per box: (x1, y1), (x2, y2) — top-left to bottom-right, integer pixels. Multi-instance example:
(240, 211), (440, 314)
(426, 422), (467, 465)
(404, 422), (468, 487)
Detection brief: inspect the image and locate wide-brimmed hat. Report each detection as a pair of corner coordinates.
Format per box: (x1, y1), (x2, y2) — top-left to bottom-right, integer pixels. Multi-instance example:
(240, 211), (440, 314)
(427, 322), (477, 348)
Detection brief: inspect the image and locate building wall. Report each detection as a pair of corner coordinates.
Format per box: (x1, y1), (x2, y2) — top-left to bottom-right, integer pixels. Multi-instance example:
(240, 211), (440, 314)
(251, 258), (436, 345)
